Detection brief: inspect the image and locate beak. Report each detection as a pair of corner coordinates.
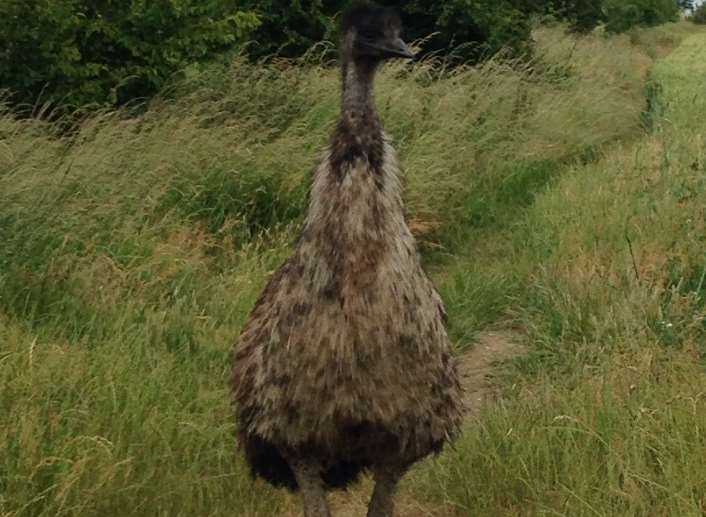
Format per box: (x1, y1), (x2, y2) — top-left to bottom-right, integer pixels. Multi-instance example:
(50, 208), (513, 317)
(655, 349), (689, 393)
(384, 37), (415, 60)
(359, 37), (416, 60)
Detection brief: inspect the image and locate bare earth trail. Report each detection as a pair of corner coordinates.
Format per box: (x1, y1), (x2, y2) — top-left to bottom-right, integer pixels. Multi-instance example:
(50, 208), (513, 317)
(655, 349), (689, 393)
(282, 330), (527, 517)
(457, 331), (527, 420)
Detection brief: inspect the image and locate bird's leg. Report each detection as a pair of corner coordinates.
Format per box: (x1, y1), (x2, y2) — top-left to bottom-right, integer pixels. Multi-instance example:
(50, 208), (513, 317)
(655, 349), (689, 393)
(366, 464), (408, 517)
(287, 456), (331, 517)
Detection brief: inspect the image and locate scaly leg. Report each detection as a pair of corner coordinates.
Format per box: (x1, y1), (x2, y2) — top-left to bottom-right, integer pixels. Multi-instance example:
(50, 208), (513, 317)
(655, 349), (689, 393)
(286, 456), (332, 517)
(366, 464), (408, 517)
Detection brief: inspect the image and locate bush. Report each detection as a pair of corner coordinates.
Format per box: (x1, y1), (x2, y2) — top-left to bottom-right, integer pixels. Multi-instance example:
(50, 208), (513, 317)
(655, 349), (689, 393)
(0, 1), (258, 108)
(239, 0), (335, 58)
(0, 0), (685, 109)
(603, 0), (680, 33)
(238, 0), (686, 61)
(412, 1), (532, 59)
(561, 0), (606, 32)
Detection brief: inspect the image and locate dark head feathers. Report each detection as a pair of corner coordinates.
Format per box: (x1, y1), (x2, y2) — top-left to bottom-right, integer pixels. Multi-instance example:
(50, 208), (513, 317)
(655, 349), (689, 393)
(341, 4), (402, 35)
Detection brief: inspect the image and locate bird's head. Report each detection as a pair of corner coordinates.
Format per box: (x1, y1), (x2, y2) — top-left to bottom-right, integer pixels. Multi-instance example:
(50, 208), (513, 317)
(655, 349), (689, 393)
(340, 4), (415, 63)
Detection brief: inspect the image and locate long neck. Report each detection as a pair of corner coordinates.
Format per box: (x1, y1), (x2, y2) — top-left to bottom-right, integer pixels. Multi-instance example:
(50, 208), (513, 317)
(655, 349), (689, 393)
(341, 57), (379, 128)
(326, 54), (386, 182)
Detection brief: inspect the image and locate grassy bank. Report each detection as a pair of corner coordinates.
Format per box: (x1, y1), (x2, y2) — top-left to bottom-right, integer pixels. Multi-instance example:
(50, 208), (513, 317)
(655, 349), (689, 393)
(409, 29), (706, 516)
(0, 23), (701, 516)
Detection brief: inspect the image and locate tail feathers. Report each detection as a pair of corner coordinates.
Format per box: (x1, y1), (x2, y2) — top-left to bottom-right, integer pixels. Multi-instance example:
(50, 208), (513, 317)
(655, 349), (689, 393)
(243, 436), (366, 491)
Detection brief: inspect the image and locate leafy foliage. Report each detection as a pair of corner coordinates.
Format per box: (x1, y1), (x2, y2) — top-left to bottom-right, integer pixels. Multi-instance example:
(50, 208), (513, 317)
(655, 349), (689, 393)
(240, 0), (335, 58)
(603, 0), (680, 33)
(245, 0), (686, 60)
(534, 0), (683, 32)
(554, 0), (607, 32)
(0, 0), (259, 107)
(0, 0), (688, 108)
(395, 1), (532, 59)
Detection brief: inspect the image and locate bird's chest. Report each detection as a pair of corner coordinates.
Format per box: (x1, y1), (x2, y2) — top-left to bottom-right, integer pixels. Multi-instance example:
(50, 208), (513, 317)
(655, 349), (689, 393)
(316, 164), (403, 260)
(294, 151), (415, 306)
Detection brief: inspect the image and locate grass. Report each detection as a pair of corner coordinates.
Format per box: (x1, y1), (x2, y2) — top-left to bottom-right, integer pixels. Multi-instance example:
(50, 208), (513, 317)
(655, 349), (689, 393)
(407, 28), (706, 516)
(1, 22), (704, 516)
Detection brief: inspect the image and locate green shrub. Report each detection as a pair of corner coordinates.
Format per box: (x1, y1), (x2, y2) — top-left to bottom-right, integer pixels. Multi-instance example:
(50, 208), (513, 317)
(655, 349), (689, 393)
(603, 0), (680, 33)
(0, 0), (258, 108)
(421, 1), (532, 59)
(563, 0), (607, 32)
(239, 0), (335, 58)
(0, 0), (686, 109)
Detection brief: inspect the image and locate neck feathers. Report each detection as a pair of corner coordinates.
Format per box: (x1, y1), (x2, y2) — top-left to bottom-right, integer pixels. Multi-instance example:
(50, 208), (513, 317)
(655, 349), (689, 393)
(330, 58), (384, 177)
(341, 58), (378, 123)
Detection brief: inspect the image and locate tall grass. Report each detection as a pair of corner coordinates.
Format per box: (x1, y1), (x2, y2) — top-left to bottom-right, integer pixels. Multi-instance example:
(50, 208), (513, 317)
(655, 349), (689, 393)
(408, 28), (706, 516)
(0, 24), (700, 516)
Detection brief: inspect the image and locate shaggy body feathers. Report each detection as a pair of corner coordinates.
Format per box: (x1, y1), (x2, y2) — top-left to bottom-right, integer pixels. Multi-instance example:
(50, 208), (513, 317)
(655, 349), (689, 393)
(233, 137), (462, 489)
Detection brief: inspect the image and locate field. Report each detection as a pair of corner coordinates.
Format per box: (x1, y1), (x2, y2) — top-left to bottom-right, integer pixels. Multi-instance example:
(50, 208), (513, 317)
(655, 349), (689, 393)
(1, 22), (706, 516)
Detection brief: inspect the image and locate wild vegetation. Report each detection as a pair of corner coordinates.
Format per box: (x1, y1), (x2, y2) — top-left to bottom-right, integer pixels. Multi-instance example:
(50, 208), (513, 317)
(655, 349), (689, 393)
(0, 1), (259, 107)
(2, 18), (704, 515)
(0, 0), (689, 108)
(411, 27), (706, 516)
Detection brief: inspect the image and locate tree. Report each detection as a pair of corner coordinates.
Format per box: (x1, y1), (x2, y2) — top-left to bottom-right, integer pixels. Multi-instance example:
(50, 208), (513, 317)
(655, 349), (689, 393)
(0, 0), (259, 107)
(693, 2), (706, 22)
(1, 0), (685, 109)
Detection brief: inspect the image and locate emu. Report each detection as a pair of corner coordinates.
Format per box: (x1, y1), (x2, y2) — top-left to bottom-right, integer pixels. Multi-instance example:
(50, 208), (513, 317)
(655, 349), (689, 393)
(231, 5), (464, 516)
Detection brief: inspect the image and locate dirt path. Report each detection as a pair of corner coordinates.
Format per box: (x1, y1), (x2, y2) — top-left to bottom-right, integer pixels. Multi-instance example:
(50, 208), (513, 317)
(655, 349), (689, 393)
(282, 330), (527, 517)
(458, 330), (527, 420)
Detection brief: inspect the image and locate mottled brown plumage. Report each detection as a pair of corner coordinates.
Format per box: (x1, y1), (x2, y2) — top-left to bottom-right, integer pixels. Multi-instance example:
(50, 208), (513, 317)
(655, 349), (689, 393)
(231, 5), (464, 516)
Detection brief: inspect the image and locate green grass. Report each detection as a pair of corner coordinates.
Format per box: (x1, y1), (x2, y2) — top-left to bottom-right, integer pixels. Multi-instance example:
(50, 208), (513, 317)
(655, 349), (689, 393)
(1, 23), (705, 516)
(409, 29), (706, 516)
